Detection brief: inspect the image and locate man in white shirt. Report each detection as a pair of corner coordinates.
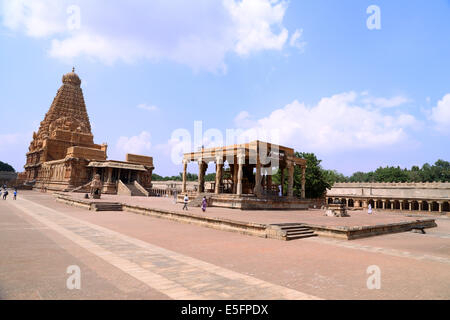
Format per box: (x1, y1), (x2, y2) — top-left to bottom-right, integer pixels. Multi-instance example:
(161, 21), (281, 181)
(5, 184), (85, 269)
(183, 194), (189, 210)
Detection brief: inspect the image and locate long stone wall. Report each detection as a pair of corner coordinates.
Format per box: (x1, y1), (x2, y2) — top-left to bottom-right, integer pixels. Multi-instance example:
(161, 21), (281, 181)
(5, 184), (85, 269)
(326, 182), (450, 213)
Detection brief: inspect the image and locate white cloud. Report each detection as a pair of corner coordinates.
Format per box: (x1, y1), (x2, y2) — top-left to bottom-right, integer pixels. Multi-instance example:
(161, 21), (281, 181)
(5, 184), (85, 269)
(115, 131), (152, 157)
(234, 92), (419, 153)
(362, 95), (411, 108)
(289, 28), (306, 51)
(1, 0), (296, 72)
(1, 0), (66, 37)
(234, 110), (256, 128)
(224, 0), (289, 55)
(137, 103), (158, 112)
(430, 93), (450, 132)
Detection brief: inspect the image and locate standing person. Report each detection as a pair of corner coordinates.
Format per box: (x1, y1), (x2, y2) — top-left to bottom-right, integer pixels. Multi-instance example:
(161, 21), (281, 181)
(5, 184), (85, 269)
(368, 203), (373, 215)
(2, 189), (8, 200)
(173, 189), (178, 204)
(201, 196), (207, 212)
(182, 194), (189, 210)
(13, 189), (17, 200)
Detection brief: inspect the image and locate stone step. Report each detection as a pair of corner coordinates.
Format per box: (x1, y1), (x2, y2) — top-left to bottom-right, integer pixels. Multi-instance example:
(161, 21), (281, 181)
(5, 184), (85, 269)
(286, 233), (317, 240)
(279, 225), (310, 231)
(285, 230), (315, 236)
(126, 184), (147, 197)
(271, 223), (317, 240)
(92, 202), (123, 211)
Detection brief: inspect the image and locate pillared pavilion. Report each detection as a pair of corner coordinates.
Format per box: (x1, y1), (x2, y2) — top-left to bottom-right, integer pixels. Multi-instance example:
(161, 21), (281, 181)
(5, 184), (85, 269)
(181, 141), (318, 209)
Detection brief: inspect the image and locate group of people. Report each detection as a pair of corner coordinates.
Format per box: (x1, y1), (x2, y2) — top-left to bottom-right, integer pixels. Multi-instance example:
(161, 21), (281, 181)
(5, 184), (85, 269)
(176, 193), (207, 212)
(1, 185), (17, 200)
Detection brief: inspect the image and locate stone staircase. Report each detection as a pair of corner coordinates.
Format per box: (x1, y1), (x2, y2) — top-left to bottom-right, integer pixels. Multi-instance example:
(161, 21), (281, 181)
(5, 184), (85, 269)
(91, 202), (123, 212)
(126, 183), (147, 197)
(270, 223), (317, 240)
(68, 182), (90, 193)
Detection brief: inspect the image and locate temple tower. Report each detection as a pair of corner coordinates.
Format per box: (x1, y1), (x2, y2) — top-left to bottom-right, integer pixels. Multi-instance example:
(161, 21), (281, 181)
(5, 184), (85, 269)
(24, 68), (106, 183)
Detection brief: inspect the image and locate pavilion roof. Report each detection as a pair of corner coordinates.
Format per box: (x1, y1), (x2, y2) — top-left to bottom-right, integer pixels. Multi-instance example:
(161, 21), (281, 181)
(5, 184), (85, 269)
(183, 140), (306, 166)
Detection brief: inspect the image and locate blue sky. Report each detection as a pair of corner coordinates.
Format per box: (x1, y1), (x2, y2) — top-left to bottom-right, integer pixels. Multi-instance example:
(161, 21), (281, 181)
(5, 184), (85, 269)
(0, 0), (449, 176)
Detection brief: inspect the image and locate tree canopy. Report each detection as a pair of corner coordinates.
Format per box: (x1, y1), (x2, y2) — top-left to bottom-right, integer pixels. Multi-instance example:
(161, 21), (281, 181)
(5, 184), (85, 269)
(272, 152), (331, 198)
(0, 161), (15, 172)
(341, 160), (450, 183)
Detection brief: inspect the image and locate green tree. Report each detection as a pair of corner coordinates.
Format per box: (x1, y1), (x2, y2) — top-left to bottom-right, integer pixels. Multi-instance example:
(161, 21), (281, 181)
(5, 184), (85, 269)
(349, 171), (369, 182)
(0, 161), (15, 172)
(323, 169), (348, 185)
(273, 152), (331, 198)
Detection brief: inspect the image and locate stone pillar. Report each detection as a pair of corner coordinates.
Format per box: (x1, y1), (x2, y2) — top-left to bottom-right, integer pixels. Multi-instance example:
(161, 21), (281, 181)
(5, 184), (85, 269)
(280, 165), (285, 196)
(254, 159), (262, 196)
(215, 157), (223, 194)
(428, 202), (432, 212)
(287, 162), (294, 197)
(232, 158), (238, 194)
(267, 168), (272, 191)
(374, 201), (377, 209)
(418, 201), (423, 211)
(382, 200), (386, 210)
(107, 167), (112, 183)
(355, 200), (360, 208)
(198, 160), (206, 193)
(236, 156), (244, 196)
(182, 160), (188, 193)
(399, 200), (403, 211)
(409, 201), (412, 211)
(301, 166), (306, 199)
(438, 202), (442, 213)
(362, 200), (368, 209)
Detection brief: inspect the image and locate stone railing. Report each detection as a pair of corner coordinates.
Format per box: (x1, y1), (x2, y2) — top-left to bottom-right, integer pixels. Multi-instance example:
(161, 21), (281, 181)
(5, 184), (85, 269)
(133, 180), (149, 196)
(117, 180), (132, 196)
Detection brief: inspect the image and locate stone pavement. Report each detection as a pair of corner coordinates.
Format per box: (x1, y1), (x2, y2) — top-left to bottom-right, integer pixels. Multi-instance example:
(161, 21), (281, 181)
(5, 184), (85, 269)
(1, 191), (449, 299)
(71, 193), (441, 228)
(3, 195), (318, 300)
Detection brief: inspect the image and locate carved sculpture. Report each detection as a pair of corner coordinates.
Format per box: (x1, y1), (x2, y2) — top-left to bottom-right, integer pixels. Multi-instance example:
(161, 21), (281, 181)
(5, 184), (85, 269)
(325, 199), (350, 217)
(90, 174), (103, 199)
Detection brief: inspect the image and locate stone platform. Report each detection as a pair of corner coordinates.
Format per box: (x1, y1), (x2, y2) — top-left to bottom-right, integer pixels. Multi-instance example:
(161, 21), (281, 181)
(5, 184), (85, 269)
(178, 193), (322, 210)
(55, 192), (437, 240)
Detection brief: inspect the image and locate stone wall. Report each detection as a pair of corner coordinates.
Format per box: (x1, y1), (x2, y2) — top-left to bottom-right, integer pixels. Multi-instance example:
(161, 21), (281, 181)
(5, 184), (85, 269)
(328, 182), (450, 200)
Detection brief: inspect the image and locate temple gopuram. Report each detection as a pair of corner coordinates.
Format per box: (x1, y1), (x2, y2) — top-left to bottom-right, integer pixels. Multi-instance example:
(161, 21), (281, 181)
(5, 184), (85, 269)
(21, 69), (154, 194)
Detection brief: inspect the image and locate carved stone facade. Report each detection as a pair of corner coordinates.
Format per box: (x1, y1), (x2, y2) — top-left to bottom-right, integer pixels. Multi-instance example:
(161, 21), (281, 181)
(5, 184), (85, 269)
(21, 69), (154, 194)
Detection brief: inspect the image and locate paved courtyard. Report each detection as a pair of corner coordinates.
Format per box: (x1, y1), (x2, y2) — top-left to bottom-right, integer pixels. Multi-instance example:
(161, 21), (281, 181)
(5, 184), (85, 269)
(0, 191), (449, 299)
(70, 193), (442, 228)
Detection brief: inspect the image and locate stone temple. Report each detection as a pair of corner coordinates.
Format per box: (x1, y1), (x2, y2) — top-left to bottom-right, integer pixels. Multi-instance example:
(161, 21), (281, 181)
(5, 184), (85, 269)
(21, 69), (154, 194)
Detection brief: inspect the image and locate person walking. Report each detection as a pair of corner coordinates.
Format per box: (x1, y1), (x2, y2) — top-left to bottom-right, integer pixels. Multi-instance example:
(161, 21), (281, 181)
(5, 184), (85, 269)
(2, 189), (8, 200)
(368, 203), (373, 215)
(13, 189), (17, 200)
(182, 194), (189, 210)
(201, 196), (207, 212)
